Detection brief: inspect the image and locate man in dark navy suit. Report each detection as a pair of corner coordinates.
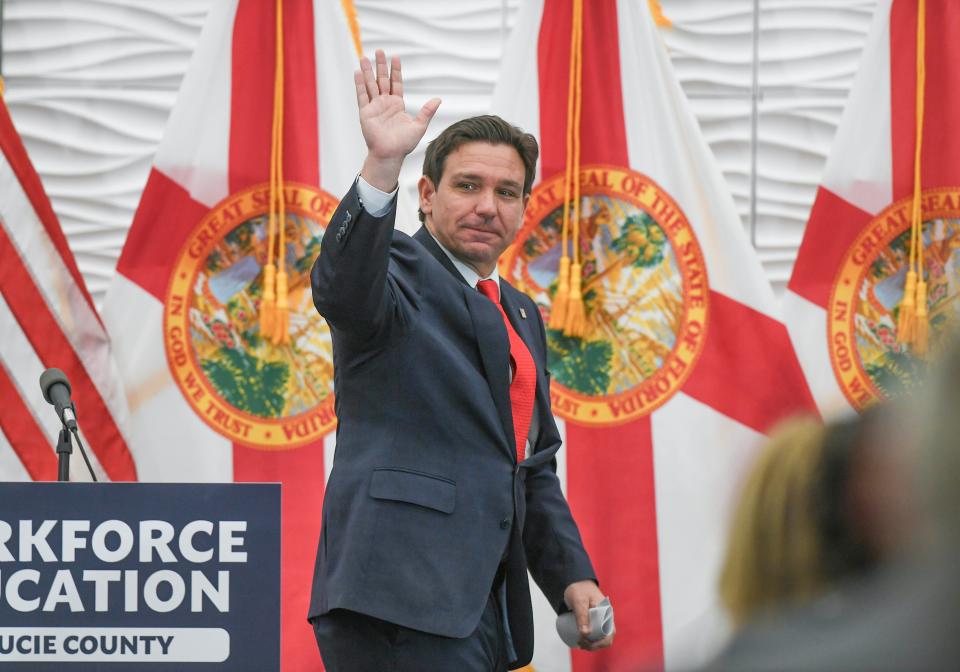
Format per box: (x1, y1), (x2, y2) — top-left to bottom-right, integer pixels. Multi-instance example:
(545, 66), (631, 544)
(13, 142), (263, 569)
(308, 50), (613, 671)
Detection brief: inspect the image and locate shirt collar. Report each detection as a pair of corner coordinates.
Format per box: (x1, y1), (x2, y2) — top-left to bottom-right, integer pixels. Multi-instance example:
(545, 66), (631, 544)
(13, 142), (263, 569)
(428, 231), (500, 289)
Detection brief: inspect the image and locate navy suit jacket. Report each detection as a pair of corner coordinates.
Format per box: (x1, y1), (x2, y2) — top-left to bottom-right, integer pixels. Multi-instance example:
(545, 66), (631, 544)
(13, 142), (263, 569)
(307, 183), (596, 666)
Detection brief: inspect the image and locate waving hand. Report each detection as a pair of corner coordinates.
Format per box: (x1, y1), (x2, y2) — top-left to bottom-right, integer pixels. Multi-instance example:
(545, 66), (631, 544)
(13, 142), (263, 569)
(355, 50), (441, 192)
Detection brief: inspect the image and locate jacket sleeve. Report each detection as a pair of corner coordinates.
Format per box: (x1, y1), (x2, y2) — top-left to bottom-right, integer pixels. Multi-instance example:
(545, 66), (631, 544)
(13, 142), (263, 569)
(310, 182), (421, 345)
(523, 458), (598, 613)
(522, 303), (598, 613)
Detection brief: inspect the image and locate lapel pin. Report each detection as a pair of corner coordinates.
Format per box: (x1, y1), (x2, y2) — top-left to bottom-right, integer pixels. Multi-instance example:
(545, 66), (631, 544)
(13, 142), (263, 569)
(519, 308), (527, 319)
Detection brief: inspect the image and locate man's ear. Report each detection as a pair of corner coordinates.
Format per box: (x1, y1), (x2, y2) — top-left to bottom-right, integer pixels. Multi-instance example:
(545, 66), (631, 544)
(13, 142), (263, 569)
(418, 176), (436, 219)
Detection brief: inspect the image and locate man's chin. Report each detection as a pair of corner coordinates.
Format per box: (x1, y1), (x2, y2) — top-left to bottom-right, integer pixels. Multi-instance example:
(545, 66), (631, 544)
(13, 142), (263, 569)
(451, 243), (500, 273)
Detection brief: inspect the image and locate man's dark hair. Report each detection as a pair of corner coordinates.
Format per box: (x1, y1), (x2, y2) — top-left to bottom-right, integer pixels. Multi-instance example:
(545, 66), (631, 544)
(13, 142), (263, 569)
(418, 115), (538, 222)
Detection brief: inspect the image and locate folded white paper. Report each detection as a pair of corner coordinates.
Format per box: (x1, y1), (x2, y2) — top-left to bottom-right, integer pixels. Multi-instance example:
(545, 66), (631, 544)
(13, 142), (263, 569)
(556, 597), (614, 648)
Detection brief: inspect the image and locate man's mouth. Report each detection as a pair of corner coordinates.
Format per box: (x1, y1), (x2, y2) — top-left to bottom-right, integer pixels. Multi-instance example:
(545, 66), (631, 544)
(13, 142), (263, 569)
(460, 223), (498, 237)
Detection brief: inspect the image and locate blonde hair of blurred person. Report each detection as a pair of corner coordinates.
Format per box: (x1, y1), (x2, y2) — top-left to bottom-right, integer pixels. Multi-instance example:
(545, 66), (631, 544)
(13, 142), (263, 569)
(719, 417), (828, 626)
(719, 407), (911, 628)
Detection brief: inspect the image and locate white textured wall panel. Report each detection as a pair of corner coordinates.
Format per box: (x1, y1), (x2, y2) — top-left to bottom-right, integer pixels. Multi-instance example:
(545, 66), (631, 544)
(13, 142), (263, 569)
(659, 0), (878, 292)
(754, 0), (878, 288)
(4, 0), (879, 304)
(4, 0), (209, 304)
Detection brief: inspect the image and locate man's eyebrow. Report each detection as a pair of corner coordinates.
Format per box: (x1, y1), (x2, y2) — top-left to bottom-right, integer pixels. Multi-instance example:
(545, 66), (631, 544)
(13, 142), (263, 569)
(449, 172), (523, 190)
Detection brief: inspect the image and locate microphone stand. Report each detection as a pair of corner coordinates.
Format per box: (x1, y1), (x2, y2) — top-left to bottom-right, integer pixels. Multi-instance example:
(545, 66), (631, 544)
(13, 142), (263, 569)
(56, 427), (72, 482)
(54, 402), (98, 482)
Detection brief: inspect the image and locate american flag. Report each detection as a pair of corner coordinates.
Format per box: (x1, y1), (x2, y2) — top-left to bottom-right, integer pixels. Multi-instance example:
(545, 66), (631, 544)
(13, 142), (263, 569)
(0, 96), (135, 483)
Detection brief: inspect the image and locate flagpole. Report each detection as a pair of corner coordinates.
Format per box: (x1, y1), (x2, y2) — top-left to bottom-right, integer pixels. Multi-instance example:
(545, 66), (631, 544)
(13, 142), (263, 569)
(0, 0), (5, 81)
(749, 0), (760, 248)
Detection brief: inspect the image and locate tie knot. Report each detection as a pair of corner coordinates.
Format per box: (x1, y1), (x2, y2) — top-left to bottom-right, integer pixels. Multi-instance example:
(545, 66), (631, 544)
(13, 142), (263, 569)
(477, 279), (500, 304)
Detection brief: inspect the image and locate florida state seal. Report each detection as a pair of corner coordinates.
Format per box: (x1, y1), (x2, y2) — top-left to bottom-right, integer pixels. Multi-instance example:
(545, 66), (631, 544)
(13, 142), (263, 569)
(163, 183), (339, 449)
(500, 166), (709, 425)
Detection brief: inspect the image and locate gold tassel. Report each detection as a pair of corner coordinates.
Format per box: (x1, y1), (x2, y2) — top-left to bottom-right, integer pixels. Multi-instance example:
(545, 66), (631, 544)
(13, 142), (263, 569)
(913, 278), (929, 355)
(272, 269), (290, 345)
(260, 263), (277, 336)
(896, 270), (916, 346)
(550, 256), (571, 330)
(563, 262), (587, 338)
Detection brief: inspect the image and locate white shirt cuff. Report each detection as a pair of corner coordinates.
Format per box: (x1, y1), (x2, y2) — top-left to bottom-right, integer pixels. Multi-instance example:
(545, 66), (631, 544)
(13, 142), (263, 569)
(356, 175), (398, 218)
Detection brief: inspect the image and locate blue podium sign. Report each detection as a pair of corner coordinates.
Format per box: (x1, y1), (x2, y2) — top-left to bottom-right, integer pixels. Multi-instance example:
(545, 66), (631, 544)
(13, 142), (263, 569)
(0, 482), (280, 671)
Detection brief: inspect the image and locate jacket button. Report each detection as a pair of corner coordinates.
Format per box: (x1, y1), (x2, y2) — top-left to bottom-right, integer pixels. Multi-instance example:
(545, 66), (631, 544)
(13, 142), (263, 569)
(335, 232), (343, 242)
(500, 518), (510, 530)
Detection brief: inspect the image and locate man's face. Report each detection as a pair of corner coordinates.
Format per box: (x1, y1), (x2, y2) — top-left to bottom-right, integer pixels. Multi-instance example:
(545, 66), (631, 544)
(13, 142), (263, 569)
(419, 141), (530, 277)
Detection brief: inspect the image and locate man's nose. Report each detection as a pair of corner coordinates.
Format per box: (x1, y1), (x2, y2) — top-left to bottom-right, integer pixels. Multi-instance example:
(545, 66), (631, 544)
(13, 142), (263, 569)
(475, 188), (496, 217)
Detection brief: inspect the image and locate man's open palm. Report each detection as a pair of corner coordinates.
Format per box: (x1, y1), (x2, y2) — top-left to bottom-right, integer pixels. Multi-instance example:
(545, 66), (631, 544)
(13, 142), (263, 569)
(355, 50), (440, 163)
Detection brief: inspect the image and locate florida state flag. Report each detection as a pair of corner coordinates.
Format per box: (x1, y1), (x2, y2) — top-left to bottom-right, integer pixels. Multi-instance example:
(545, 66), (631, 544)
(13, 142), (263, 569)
(785, 0), (960, 415)
(493, 1), (817, 669)
(0, 96), (135, 483)
(101, 1), (364, 669)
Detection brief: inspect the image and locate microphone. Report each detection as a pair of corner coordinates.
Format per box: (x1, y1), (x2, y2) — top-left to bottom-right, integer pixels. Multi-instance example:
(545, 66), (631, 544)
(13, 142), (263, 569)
(38, 367), (97, 482)
(39, 367), (77, 429)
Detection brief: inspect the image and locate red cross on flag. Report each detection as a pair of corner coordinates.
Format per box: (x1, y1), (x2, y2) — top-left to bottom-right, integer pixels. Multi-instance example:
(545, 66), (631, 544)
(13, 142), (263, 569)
(101, 1), (364, 669)
(492, 1), (818, 669)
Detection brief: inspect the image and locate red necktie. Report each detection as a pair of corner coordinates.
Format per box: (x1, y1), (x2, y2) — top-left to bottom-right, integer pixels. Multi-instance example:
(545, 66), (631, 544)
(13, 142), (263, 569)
(477, 279), (535, 462)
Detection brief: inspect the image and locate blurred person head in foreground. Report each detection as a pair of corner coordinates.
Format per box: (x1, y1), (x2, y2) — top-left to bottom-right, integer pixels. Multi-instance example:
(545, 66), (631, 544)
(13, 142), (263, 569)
(718, 404), (915, 628)
(706, 338), (960, 671)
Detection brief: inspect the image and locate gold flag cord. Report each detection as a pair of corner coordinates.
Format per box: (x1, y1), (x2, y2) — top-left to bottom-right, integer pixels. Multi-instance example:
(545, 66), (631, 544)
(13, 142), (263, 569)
(550, 0), (578, 330)
(564, 0), (587, 338)
(898, 0), (927, 354)
(550, 0), (586, 337)
(261, 1), (363, 344)
(259, 0), (290, 345)
(272, 0), (291, 345)
(552, 0), (666, 337)
(911, 0), (929, 354)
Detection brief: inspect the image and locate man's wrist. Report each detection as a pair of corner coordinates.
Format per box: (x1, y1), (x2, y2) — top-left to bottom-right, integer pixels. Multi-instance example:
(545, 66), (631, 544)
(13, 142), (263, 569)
(360, 154), (404, 193)
(356, 175), (397, 218)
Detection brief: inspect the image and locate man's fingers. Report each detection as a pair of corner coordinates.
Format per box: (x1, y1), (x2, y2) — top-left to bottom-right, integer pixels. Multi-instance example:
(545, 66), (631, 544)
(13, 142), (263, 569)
(354, 70), (369, 107)
(572, 599), (591, 635)
(416, 97), (442, 126)
(359, 56), (378, 100)
(580, 633), (614, 651)
(390, 56), (403, 97)
(578, 624), (614, 651)
(375, 49), (389, 96)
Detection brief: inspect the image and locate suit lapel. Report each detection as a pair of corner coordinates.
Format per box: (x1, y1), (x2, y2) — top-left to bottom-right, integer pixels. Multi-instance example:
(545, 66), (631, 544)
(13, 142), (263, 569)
(413, 227), (466, 284)
(464, 289), (515, 455)
(413, 228), (516, 457)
